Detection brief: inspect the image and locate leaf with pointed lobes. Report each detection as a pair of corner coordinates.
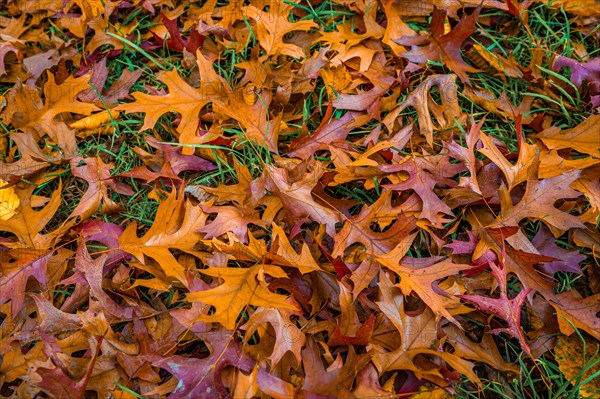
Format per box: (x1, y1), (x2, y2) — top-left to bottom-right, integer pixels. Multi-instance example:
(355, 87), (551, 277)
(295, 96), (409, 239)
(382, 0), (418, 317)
(301, 338), (373, 398)
(333, 190), (418, 258)
(73, 220), (130, 270)
(536, 114), (600, 157)
(351, 363), (397, 398)
(70, 156), (134, 220)
(478, 132), (537, 191)
(265, 162), (342, 237)
(198, 202), (266, 244)
(382, 155), (460, 226)
(242, 3), (317, 58)
(374, 273), (481, 387)
(0, 249), (67, 316)
(444, 324), (520, 373)
(397, 6), (482, 83)
(350, 228), (416, 296)
(0, 180), (68, 250)
(490, 152), (584, 232)
(73, 242), (134, 319)
(186, 264), (298, 330)
(121, 136), (216, 184)
(383, 74), (463, 147)
(473, 226), (558, 303)
(30, 293), (81, 335)
(118, 188), (208, 287)
(333, 71), (397, 119)
(459, 259), (532, 354)
(1, 73), (99, 135)
(550, 291), (600, 341)
(445, 118), (484, 195)
(445, 231), (498, 275)
(289, 112), (370, 158)
(377, 251), (471, 325)
(267, 223), (321, 274)
(153, 13), (204, 53)
(116, 51), (231, 155)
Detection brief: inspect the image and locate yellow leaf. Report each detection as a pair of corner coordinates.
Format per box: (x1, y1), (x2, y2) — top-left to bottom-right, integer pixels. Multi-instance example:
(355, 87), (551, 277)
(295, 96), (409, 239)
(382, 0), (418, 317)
(472, 44), (505, 72)
(320, 65), (352, 96)
(555, 334), (600, 398)
(0, 179), (19, 221)
(410, 385), (453, 398)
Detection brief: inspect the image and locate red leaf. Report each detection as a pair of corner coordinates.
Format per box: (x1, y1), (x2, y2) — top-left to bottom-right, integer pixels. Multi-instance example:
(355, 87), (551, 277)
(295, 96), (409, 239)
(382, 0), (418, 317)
(459, 260), (532, 354)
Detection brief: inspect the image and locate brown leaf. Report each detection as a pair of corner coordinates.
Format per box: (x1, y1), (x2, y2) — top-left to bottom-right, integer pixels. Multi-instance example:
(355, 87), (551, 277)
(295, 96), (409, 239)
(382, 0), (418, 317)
(478, 134), (536, 190)
(243, 303), (305, 366)
(300, 338), (373, 398)
(397, 6), (482, 82)
(383, 74), (463, 147)
(267, 223), (321, 274)
(490, 153), (584, 231)
(1, 74), (99, 135)
(265, 162), (342, 237)
(374, 272), (480, 386)
(333, 190), (417, 257)
(444, 324), (519, 373)
(550, 291), (600, 341)
(243, 3), (317, 58)
(70, 156), (133, 220)
(377, 254), (471, 325)
(328, 282), (375, 346)
(289, 112), (370, 158)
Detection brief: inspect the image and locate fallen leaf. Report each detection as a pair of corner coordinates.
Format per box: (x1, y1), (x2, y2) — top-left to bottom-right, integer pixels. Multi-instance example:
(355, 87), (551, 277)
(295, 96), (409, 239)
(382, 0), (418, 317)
(0, 178), (19, 220)
(186, 264), (297, 330)
(554, 334), (600, 398)
(397, 6), (482, 82)
(536, 114), (600, 158)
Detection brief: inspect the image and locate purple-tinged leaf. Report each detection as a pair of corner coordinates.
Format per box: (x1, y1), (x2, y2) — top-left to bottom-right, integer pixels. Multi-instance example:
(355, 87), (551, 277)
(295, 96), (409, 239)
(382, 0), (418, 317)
(459, 262), (532, 353)
(150, 334), (255, 399)
(553, 56), (600, 87)
(532, 225), (584, 275)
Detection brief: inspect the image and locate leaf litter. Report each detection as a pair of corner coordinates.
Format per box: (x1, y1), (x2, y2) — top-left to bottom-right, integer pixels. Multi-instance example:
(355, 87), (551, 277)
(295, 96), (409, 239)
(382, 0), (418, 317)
(0, 0), (599, 398)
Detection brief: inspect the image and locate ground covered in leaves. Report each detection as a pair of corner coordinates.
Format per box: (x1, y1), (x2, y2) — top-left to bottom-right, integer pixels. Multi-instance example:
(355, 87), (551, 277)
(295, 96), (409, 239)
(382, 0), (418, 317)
(0, 0), (599, 398)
